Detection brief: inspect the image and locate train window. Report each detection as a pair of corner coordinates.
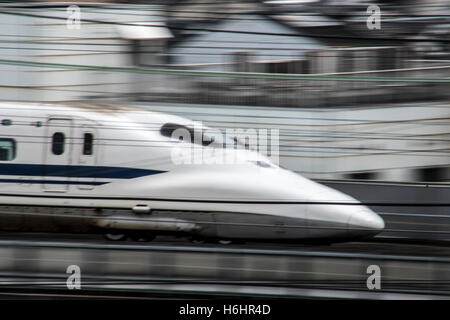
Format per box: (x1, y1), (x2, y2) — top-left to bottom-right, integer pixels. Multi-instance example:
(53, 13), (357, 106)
(52, 132), (65, 155)
(160, 123), (215, 147)
(160, 123), (181, 138)
(83, 133), (94, 155)
(0, 139), (16, 161)
(1, 119), (12, 126)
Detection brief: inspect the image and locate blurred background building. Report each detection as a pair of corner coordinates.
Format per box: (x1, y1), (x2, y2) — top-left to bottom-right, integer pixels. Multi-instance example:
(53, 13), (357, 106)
(0, 0), (449, 182)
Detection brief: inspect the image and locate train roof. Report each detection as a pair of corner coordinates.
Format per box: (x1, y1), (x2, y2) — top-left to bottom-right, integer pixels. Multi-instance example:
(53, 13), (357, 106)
(0, 101), (198, 131)
(1, 101), (146, 114)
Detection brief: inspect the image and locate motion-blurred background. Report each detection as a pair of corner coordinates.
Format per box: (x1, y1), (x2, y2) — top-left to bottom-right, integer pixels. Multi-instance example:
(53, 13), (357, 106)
(0, 0), (449, 301)
(1, 0), (449, 183)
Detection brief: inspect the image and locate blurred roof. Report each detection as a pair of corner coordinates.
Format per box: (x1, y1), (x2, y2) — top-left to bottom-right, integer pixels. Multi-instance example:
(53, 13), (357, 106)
(167, 13), (326, 66)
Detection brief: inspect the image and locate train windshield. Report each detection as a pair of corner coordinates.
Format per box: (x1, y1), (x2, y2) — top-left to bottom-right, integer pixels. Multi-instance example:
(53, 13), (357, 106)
(160, 123), (243, 148)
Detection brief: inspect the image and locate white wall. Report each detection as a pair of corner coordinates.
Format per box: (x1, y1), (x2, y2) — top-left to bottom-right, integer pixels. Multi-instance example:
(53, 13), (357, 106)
(0, 4), (170, 101)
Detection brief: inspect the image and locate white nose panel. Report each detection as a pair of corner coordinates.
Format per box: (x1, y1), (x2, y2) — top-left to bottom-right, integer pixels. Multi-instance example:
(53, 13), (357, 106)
(348, 210), (385, 233)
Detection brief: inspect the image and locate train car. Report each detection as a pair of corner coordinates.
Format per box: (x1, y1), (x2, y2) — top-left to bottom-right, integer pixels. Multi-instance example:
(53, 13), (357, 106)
(0, 101), (384, 242)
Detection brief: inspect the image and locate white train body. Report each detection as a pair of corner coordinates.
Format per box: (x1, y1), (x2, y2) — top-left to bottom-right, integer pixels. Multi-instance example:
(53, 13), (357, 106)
(0, 102), (384, 241)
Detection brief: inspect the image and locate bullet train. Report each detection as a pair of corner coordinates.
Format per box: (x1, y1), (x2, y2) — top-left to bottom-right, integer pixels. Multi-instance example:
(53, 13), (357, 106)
(0, 101), (384, 243)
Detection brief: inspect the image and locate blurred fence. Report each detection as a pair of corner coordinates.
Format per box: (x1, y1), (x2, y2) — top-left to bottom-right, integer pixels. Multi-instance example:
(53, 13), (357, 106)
(1, 57), (449, 107)
(134, 64), (450, 108)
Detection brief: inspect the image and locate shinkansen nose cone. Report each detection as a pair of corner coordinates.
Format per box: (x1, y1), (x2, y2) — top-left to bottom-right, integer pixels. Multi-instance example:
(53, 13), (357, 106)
(347, 208), (385, 237)
(109, 155), (386, 241)
(289, 173), (385, 240)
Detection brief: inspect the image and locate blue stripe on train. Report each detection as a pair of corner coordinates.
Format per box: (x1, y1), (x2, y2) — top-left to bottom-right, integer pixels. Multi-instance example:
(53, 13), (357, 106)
(0, 164), (167, 179)
(0, 179), (108, 186)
